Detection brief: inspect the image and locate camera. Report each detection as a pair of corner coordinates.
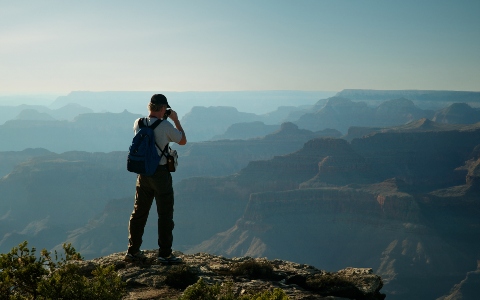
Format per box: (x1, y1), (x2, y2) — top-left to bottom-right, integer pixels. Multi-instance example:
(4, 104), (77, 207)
(165, 109), (172, 117)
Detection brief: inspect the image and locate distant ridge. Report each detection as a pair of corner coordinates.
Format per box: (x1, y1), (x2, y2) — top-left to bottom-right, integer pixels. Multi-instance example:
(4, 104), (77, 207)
(50, 90), (337, 116)
(433, 102), (480, 124)
(345, 118), (478, 141)
(337, 89), (480, 101)
(336, 89), (480, 109)
(390, 118), (463, 131)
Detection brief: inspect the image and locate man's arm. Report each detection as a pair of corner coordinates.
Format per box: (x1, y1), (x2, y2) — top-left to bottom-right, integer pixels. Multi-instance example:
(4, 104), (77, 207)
(168, 110), (187, 145)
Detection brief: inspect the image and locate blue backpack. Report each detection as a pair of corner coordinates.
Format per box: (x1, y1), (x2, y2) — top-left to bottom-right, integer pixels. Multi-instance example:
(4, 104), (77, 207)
(127, 118), (163, 175)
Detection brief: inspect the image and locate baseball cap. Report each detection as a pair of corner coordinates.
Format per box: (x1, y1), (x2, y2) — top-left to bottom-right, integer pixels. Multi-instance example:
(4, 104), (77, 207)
(150, 94), (170, 108)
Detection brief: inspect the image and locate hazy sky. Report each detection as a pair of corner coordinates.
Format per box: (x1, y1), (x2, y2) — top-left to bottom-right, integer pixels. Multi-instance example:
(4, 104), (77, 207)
(1, 0), (479, 94)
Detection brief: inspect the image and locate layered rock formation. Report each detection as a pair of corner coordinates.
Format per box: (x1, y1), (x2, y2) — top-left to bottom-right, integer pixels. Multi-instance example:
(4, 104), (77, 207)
(350, 120), (480, 192)
(183, 121), (480, 299)
(174, 122), (340, 179)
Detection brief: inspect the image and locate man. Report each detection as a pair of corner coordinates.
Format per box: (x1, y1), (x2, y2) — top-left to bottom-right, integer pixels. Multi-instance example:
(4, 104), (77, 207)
(125, 94), (187, 264)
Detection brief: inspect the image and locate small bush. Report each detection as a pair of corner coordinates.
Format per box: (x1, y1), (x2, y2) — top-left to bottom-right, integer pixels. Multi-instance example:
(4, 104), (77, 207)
(231, 259), (275, 280)
(247, 288), (289, 300)
(179, 278), (289, 300)
(0, 241), (126, 300)
(179, 278), (222, 300)
(165, 264), (199, 289)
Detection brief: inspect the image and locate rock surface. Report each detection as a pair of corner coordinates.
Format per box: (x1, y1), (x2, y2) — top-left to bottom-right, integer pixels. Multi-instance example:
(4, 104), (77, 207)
(77, 250), (385, 300)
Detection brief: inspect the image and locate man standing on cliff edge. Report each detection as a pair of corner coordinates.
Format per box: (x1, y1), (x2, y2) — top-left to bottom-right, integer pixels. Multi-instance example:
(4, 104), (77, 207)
(125, 94), (187, 264)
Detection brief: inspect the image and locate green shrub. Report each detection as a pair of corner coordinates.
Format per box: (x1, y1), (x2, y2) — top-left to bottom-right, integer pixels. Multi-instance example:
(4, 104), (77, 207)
(165, 264), (199, 289)
(179, 278), (223, 300)
(247, 288), (289, 300)
(179, 278), (289, 300)
(230, 259), (275, 280)
(0, 241), (126, 300)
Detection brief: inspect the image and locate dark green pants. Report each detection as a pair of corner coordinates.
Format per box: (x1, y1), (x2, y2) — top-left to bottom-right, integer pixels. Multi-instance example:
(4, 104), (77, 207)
(127, 167), (174, 257)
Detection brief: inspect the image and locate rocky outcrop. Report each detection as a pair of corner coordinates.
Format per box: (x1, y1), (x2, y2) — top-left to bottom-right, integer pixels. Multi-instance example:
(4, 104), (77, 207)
(76, 251), (385, 300)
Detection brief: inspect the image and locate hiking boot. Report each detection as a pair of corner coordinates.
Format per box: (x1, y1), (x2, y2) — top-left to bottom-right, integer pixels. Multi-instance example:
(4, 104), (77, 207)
(157, 254), (183, 264)
(124, 250), (147, 262)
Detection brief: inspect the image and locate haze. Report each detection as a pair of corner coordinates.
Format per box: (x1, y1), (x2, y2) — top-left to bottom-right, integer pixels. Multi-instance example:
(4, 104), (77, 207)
(1, 0), (479, 95)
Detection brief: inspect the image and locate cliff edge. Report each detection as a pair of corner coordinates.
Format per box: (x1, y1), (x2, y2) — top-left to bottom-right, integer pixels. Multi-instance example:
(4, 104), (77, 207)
(77, 250), (385, 300)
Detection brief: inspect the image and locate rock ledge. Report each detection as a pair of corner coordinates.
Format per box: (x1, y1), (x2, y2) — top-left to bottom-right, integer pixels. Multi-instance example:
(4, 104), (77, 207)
(77, 250), (385, 300)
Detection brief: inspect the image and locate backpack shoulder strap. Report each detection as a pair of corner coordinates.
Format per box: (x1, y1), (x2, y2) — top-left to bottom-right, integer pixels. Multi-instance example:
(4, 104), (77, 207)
(143, 118), (164, 154)
(137, 118), (163, 129)
(149, 119), (163, 130)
